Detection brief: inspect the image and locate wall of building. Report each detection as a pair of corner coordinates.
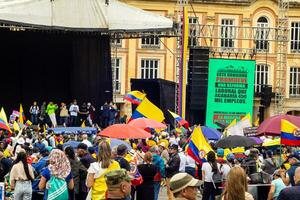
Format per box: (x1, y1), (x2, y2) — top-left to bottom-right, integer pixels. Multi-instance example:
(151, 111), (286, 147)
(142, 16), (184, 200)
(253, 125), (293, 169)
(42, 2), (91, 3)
(113, 0), (300, 120)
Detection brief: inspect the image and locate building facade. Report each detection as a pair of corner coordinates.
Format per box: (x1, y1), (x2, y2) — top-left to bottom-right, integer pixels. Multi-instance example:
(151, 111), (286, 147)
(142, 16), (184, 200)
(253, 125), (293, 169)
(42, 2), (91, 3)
(112, 0), (300, 120)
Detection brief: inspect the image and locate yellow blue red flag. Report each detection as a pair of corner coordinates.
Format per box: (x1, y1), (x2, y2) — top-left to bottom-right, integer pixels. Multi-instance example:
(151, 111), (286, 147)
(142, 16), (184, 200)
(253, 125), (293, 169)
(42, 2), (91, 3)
(168, 110), (189, 128)
(131, 97), (165, 122)
(187, 126), (213, 164)
(19, 104), (26, 124)
(124, 91), (146, 105)
(281, 119), (300, 146)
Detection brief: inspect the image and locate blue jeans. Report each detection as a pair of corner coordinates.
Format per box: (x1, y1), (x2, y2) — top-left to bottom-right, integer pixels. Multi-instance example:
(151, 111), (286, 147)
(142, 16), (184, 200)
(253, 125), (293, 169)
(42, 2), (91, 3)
(31, 114), (38, 125)
(153, 181), (161, 200)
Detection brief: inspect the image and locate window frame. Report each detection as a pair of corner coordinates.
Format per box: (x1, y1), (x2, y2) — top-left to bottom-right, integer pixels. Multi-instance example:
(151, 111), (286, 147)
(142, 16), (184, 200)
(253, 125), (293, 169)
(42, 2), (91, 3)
(255, 64), (269, 94)
(141, 36), (160, 49)
(140, 59), (160, 79)
(111, 58), (122, 93)
(289, 67), (300, 97)
(188, 17), (199, 47)
(256, 16), (270, 52)
(220, 18), (236, 49)
(291, 21), (300, 53)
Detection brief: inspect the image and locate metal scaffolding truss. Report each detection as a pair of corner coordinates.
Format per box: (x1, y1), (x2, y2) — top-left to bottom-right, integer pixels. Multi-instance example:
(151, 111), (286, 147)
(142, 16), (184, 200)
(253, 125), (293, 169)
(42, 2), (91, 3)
(275, 0), (289, 114)
(197, 24), (279, 41)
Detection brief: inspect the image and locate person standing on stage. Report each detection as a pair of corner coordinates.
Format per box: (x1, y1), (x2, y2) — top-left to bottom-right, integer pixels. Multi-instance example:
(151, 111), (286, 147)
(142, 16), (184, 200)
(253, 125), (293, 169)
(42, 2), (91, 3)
(69, 99), (79, 127)
(29, 101), (39, 125)
(46, 102), (58, 128)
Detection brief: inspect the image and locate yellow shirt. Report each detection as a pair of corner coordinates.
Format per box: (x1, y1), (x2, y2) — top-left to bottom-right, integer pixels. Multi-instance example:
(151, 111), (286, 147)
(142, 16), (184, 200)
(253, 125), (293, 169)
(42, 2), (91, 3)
(90, 161), (120, 200)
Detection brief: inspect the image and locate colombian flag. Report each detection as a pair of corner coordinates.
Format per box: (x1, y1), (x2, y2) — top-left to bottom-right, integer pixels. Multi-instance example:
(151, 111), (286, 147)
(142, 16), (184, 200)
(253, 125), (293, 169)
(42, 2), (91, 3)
(0, 118), (11, 132)
(168, 110), (189, 128)
(131, 97), (165, 122)
(19, 104), (26, 124)
(186, 126), (213, 164)
(281, 119), (300, 146)
(124, 91), (146, 105)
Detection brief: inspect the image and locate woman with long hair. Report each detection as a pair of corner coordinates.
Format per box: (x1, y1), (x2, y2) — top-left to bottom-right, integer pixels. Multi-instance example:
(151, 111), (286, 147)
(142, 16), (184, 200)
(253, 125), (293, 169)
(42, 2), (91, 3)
(202, 151), (220, 200)
(222, 166), (254, 200)
(136, 152), (157, 200)
(39, 149), (74, 200)
(86, 141), (120, 200)
(10, 151), (35, 200)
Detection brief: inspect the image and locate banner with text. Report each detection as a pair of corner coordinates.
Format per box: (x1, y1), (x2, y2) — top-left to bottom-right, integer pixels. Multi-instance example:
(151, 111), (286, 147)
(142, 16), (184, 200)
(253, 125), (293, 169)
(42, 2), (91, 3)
(206, 59), (255, 128)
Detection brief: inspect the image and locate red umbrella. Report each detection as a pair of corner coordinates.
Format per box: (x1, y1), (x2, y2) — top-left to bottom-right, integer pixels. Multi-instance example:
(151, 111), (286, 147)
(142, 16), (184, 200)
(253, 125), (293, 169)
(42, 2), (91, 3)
(128, 118), (167, 129)
(257, 114), (300, 136)
(99, 124), (151, 139)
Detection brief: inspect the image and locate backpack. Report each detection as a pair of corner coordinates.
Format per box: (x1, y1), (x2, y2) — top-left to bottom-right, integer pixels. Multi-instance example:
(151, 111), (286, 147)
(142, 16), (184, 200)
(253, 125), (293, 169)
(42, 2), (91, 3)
(211, 163), (223, 184)
(47, 176), (68, 200)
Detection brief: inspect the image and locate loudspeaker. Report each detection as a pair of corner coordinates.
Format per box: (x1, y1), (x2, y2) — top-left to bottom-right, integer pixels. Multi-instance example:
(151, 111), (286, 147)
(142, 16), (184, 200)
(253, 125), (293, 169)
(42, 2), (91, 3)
(130, 79), (176, 126)
(186, 47), (209, 125)
(187, 47), (209, 110)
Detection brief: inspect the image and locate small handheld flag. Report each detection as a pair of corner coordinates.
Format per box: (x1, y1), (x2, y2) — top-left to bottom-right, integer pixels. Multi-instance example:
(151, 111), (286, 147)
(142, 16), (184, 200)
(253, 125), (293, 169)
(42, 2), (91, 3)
(168, 110), (189, 128)
(124, 91), (146, 105)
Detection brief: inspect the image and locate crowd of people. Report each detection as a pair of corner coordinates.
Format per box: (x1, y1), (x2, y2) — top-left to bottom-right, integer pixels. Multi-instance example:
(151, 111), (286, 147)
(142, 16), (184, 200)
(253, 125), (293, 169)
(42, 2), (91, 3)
(27, 100), (126, 128)
(0, 125), (300, 200)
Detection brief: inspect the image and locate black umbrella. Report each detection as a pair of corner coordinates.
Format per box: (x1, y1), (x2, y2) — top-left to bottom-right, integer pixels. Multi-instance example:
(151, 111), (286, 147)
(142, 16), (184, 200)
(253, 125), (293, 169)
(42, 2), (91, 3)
(216, 135), (256, 148)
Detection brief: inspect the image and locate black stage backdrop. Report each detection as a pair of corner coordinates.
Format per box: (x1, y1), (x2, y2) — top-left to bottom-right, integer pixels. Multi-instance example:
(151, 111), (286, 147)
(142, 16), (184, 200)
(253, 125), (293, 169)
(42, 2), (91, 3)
(0, 29), (112, 116)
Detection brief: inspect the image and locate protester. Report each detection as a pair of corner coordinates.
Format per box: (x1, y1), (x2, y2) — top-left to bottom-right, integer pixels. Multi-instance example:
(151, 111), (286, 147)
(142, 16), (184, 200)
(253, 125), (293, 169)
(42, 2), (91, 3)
(105, 169), (132, 200)
(60, 102), (69, 126)
(221, 166), (254, 200)
(81, 134), (93, 147)
(39, 101), (47, 125)
(166, 144), (180, 200)
(136, 152), (157, 200)
(277, 167), (300, 200)
(185, 154), (196, 177)
(87, 102), (96, 127)
(29, 101), (39, 125)
(10, 151), (35, 200)
(86, 141), (120, 199)
(158, 142), (169, 164)
(263, 150), (277, 175)
(170, 172), (202, 200)
(267, 169), (286, 200)
(149, 145), (166, 200)
(280, 150), (300, 186)
(114, 144), (131, 172)
(32, 148), (49, 175)
(178, 141), (187, 173)
(64, 146), (87, 200)
(77, 143), (96, 169)
(46, 102), (58, 128)
(69, 100), (80, 127)
(202, 151), (221, 200)
(100, 102), (110, 128)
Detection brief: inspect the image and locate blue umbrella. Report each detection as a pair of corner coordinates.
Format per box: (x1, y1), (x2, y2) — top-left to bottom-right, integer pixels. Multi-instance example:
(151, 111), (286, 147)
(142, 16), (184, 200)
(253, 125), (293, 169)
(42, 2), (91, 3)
(110, 139), (132, 150)
(201, 126), (222, 140)
(63, 141), (81, 149)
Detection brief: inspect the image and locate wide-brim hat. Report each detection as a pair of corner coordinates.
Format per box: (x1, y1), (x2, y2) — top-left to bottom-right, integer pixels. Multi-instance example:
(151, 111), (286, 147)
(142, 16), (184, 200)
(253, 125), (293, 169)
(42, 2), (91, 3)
(170, 173), (202, 194)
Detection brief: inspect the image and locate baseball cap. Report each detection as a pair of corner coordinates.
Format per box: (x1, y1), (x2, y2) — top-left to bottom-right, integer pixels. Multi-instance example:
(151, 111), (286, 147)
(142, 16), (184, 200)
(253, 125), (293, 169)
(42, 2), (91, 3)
(226, 153), (235, 161)
(217, 148), (224, 157)
(288, 150), (300, 161)
(105, 169), (131, 187)
(170, 144), (178, 151)
(170, 173), (202, 193)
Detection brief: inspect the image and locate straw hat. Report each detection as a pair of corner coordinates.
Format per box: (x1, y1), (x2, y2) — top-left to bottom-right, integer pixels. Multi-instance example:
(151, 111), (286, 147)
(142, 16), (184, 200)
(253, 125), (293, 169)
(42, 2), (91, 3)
(170, 173), (202, 193)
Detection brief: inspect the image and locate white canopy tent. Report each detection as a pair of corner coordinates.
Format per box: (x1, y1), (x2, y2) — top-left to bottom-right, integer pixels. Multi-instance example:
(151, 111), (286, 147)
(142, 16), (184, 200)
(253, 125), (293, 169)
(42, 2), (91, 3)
(0, 0), (173, 32)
